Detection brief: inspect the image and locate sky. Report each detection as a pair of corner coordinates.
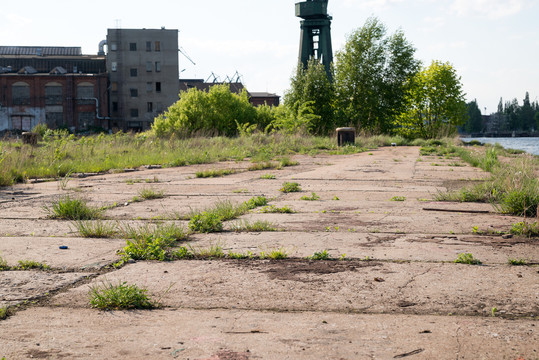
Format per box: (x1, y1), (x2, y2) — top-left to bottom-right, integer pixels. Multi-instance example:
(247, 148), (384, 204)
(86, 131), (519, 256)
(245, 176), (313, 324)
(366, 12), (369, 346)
(1, 0), (538, 114)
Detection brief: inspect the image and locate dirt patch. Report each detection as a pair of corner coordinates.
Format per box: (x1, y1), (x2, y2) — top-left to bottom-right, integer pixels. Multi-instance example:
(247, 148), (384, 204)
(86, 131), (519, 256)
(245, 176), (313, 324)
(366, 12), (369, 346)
(237, 259), (379, 282)
(201, 350), (251, 360)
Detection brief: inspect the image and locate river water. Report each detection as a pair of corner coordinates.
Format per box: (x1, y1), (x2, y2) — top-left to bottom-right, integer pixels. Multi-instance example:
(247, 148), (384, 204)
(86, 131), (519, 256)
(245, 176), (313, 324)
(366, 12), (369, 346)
(462, 137), (539, 156)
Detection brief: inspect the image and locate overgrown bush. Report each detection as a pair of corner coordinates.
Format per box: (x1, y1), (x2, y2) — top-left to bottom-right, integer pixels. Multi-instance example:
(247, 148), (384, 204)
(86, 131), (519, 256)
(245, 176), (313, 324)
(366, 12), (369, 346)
(152, 84), (257, 137)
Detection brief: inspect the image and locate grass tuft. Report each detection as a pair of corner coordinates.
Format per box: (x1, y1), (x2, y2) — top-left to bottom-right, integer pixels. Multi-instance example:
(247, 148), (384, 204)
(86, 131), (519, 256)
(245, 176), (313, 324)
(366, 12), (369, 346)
(89, 281), (157, 310)
(15, 260), (51, 270)
(44, 196), (103, 220)
(138, 187), (165, 200)
(230, 219), (277, 232)
(196, 168), (236, 178)
(301, 192), (320, 201)
(309, 250), (330, 260)
(454, 253), (482, 265)
(72, 220), (117, 238)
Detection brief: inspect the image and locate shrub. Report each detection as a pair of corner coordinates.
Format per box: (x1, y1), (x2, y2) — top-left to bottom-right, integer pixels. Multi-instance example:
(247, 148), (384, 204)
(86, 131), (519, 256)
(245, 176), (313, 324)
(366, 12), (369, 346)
(152, 84), (257, 137)
(44, 196), (103, 220)
(89, 281), (156, 310)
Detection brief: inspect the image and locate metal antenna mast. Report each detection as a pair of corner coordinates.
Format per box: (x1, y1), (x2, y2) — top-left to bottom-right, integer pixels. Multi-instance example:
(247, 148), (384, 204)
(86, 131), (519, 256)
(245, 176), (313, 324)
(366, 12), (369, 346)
(295, 0), (333, 79)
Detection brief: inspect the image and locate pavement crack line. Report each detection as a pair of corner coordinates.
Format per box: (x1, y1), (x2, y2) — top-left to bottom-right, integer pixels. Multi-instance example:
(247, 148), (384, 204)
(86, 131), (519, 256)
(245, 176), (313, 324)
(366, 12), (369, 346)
(455, 325), (462, 360)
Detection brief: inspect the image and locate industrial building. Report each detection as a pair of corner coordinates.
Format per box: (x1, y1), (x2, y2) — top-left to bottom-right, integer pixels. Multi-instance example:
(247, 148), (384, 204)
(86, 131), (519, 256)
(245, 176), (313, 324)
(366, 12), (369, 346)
(0, 46), (108, 132)
(0, 27), (279, 134)
(105, 28), (179, 131)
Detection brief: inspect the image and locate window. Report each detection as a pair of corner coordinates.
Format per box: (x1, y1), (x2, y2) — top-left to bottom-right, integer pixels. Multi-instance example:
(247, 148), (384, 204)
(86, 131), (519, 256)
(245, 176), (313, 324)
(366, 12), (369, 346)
(146, 61), (152, 72)
(146, 41), (152, 51)
(110, 43), (118, 51)
(130, 108), (139, 118)
(130, 68), (138, 77)
(45, 83), (63, 105)
(76, 83), (94, 104)
(111, 82), (118, 91)
(12, 82), (30, 105)
(130, 88), (138, 97)
(155, 62), (161, 72)
(46, 112), (63, 128)
(112, 102), (118, 112)
(155, 41), (161, 51)
(111, 62), (117, 72)
(147, 102), (153, 112)
(156, 82), (161, 93)
(78, 112), (94, 130)
(129, 42), (137, 51)
(146, 82), (153, 92)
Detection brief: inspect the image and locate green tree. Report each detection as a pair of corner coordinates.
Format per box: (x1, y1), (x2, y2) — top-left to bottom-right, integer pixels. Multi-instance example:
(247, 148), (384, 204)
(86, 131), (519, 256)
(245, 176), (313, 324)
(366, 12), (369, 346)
(520, 92), (535, 131)
(334, 17), (420, 134)
(152, 84), (257, 137)
(464, 100), (483, 134)
(284, 60), (335, 135)
(396, 60), (467, 139)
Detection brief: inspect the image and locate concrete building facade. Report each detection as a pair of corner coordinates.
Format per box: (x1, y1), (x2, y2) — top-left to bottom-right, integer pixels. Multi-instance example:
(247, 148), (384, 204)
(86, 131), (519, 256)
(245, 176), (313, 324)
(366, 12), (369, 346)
(106, 28), (179, 131)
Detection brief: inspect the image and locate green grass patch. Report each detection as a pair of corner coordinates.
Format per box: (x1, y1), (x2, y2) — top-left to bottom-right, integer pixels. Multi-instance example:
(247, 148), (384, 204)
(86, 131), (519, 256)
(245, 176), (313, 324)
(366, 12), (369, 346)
(259, 205), (295, 213)
(44, 196), (103, 220)
(260, 247), (288, 260)
(301, 192), (320, 201)
(15, 260), (51, 270)
(308, 250), (330, 260)
(280, 182), (301, 193)
(0, 306), (9, 320)
(260, 173), (276, 179)
(138, 187), (165, 200)
(507, 258), (528, 266)
(89, 281), (157, 310)
(454, 253), (482, 265)
(189, 211), (224, 233)
(72, 220), (118, 238)
(390, 196), (406, 201)
(510, 221), (539, 237)
(195, 168), (236, 178)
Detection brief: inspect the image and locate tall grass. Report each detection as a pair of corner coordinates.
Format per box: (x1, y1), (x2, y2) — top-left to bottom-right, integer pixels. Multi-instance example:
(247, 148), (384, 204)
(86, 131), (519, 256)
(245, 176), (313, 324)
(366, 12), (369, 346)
(0, 131), (417, 187)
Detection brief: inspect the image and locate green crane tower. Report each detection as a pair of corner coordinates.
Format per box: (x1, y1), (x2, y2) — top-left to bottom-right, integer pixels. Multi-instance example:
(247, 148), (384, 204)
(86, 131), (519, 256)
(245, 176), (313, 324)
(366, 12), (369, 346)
(295, 0), (333, 79)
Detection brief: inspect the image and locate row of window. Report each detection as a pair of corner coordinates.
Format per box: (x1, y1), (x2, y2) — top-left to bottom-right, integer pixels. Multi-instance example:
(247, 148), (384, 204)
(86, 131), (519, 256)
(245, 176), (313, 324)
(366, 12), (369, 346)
(128, 103), (157, 118)
(126, 82), (162, 97)
(8, 82), (94, 106)
(127, 41), (161, 52)
(111, 62), (161, 74)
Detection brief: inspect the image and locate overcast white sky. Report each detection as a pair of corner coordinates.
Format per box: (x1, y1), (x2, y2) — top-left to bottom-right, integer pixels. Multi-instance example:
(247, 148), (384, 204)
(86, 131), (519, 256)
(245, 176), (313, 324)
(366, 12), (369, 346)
(1, 0), (538, 113)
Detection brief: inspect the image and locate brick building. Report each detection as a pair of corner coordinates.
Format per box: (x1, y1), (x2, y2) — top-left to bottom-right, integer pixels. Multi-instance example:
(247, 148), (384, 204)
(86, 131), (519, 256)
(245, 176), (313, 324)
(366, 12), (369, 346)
(0, 46), (108, 133)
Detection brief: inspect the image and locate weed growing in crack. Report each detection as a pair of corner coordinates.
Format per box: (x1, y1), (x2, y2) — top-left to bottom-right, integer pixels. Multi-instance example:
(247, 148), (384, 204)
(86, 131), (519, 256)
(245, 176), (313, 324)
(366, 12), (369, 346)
(188, 243), (225, 259)
(15, 260), (51, 270)
(196, 168), (236, 178)
(301, 192), (320, 201)
(189, 211), (223, 233)
(0, 306), (9, 320)
(510, 221), (539, 237)
(0, 254), (9, 271)
(260, 247), (288, 260)
(138, 187), (165, 200)
(260, 173), (276, 180)
(507, 258), (528, 266)
(309, 250), (330, 260)
(44, 196), (103, 220)
(454, 253), (482, 265)
(280, 182), (301, 193)
(227, 250), (254, 259)
(259, 205), (294, 214)
(89, 280), (157, 310)
(230, 219), (277, 232)
(390, 196), (406, 202)
(245, 196), (268, 210)
(72, 220), (118, 238)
